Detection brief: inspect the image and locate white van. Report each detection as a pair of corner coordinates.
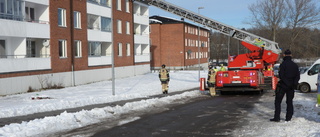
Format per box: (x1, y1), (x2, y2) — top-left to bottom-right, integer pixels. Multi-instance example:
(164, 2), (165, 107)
(298, 59), (320, 92)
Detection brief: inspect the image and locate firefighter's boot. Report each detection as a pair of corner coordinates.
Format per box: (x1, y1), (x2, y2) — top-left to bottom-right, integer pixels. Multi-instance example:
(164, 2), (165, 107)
(210, 88), (216, 96)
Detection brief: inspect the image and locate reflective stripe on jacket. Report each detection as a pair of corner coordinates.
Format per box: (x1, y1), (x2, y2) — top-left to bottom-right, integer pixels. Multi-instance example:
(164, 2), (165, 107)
(207, 69), (216, 83)
(159, 68), (169, 81)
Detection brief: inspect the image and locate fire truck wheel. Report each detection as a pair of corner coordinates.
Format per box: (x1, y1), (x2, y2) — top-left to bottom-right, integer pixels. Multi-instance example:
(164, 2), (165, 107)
(299, 83), (310, 93)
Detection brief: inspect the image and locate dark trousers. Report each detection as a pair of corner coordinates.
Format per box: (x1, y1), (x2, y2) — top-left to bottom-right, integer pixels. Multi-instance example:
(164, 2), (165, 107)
(274, 90), (295, 120)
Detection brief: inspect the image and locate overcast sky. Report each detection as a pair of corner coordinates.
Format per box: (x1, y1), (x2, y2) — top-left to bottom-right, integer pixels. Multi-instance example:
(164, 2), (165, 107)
(149, 0), (258, 29)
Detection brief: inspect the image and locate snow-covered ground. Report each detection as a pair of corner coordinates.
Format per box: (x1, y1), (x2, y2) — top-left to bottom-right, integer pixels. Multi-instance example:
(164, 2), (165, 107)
(0, 71), (319, 137)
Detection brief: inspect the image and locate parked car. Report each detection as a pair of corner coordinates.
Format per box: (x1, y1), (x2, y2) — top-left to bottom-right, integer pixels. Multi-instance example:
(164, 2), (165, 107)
(298, 59), (320, 93)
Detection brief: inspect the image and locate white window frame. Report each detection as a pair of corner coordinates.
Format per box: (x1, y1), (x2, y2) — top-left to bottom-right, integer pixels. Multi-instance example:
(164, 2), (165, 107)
(117, 20), (122, 34)
(59, 40), (67, 58)
(126, 43), (130, 56)
(118, 43), (122, 56)
(58, 8), (66, 27)
(126, 21), (130, 34)
(125, 0), (130, 13)
(74, 11), (81, 29)
(88, 41), (101, 56)
(117, 0), (121, 11)
(74, 40), (82, 57)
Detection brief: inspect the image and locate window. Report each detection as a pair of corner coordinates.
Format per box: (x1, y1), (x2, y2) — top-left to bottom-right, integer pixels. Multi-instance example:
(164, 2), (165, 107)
(117, 0), (121, 11)
(74, 40), (82, 57)
(25, 7), (35, 21)
(100, 0), (111, 7)
(126, 21), (130, 34)
(118, 43), (122, 56)
(126, 43), (130, 56)
(125, 0), (130, 13)
(0, 0), (5, 13)
(117, 20), (122, 33)
(87, 14), (99, 30)
(185, 39), (187, 46)
(309, 64), (320, 75)
(26, 40), (36, 57)
(58, 8), (66, 27)
(0, 0), (23, 21)
(74, 11), (81, 28)
(59, 40), (67, 58)
(0, 40), (5, 58)
(88, 42), (101, 56)
(101, 17), (111, 32)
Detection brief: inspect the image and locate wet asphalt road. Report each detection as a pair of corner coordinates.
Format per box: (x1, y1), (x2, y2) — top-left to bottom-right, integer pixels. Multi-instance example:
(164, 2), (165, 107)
(88, 92), (263, 137)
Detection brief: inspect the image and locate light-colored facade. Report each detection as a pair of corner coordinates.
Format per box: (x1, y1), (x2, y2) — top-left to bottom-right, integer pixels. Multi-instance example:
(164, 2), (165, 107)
(0, 0), (150, 95)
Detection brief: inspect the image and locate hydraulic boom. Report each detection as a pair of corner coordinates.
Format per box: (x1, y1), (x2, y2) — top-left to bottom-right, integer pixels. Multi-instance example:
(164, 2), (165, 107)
(134, 0), (281, 54)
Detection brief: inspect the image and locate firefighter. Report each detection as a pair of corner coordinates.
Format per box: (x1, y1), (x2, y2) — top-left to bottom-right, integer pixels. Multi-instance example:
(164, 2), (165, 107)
(207, 65), (216, 96)
(159, 64), (170, 94)
(219, 64), (226, 71)
(254, 38), (264, 46)
(213, 66), (218, 72)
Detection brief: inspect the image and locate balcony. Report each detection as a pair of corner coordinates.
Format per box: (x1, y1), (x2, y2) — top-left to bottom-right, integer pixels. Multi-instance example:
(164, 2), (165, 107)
(87, 42), (112, 66)
(134, 44), (150, 63)
(0, 58), (51, 73)
(0, 0), (50, 38)
(25, 0), (49, 5)
(134, 14), (149, 25)
(87, 0), (111, 8)
(0, 38), (51, 73)
(88, 56), (111, 66)
(133, 2), (149, 25)
(134, 54), (150, 63)
(134, 34), (149, 44)
(0, 18), (48, 38)
(88, 29), (112, 42)
(87, 2), (112, 18)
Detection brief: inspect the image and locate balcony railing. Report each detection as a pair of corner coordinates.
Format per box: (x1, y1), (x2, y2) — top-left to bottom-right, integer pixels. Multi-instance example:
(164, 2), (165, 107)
(24, 19), (50, 24)
(87, 0), (111, 7)
(0, 14), (23, 21)
(0, 57), (51, 73)
(0, 54), (50, 59)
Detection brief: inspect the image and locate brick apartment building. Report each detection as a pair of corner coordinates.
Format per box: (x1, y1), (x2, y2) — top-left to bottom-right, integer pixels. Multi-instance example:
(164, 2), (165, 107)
(149, 16), (210, 70)
(0, 0), (150, 95)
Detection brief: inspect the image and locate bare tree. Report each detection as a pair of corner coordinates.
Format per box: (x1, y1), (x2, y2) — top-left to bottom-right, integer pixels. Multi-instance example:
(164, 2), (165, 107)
(210, 32), (229, 62)
(247, 0), (287, 41)
(285, 0), (320, 51)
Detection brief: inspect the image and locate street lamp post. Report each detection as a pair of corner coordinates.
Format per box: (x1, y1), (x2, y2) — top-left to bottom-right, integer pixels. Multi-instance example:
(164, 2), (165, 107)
(198, 7), (204, 82)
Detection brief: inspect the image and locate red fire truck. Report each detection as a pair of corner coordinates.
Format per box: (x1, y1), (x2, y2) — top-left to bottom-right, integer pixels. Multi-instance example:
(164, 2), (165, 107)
(215, 41), (280, 93)
(135, 0), (282, 93)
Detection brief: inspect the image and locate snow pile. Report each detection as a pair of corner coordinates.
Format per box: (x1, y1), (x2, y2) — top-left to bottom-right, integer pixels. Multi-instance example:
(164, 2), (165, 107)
(0, 71), (204, 119)
(0, 91), (201, 137)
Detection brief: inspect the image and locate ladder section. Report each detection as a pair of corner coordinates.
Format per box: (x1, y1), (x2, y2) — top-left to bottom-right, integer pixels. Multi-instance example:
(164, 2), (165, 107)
(134, 0), (281, 54)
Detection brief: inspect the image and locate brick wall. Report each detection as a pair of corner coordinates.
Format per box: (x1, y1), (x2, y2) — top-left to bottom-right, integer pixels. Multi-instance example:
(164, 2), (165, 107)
(113, 0), (134, 67)
(150, 23), (209, 68)
(50, 0), (89, 73)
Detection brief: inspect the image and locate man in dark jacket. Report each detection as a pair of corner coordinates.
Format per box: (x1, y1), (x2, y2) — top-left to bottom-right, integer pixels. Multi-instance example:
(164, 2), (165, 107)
(270, 49), (300, 122)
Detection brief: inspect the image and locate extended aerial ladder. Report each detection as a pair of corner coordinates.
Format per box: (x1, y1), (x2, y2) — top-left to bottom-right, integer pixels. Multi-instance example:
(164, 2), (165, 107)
(134, 0), (281, 55)
(135, 0), (282, 91)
